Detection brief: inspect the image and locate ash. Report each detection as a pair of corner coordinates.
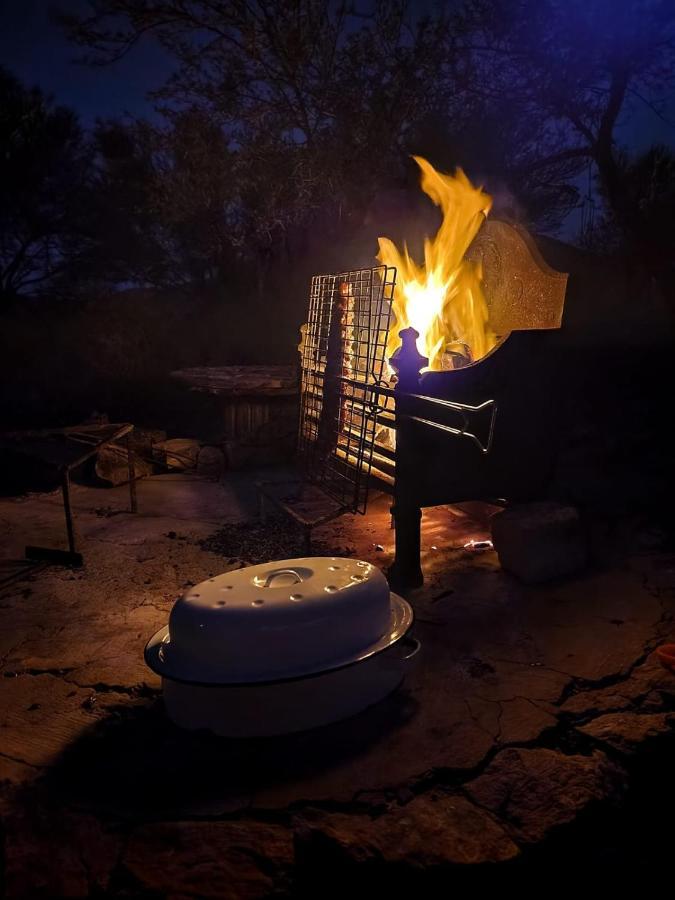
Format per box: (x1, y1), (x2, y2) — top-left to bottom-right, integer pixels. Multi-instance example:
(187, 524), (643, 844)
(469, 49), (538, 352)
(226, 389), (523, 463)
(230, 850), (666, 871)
(200, 518), (355, 565)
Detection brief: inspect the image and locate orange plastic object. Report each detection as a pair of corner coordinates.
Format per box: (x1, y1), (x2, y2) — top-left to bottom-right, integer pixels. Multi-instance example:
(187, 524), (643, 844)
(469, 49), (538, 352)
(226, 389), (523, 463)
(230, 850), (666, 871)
(656, 644), (675, 672)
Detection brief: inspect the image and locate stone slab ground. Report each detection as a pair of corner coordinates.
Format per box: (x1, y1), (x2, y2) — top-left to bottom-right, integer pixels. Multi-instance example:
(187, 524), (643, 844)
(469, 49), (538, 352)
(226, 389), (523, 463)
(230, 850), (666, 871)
(0, 473), (674, 896)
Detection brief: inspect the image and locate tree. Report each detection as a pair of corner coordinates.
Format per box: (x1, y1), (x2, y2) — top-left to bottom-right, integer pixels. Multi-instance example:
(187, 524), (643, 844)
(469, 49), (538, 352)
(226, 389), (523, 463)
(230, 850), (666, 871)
(0, 67), (93, 302)
(459, 0), (675, 252)
(60, 2), (464, 253)
(61, 0), (675, 278)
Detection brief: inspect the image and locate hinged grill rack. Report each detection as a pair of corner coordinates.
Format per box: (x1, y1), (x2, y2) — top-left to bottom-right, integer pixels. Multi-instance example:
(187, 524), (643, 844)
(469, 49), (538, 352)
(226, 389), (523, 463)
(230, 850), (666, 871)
(297, 265), (396, 513)
(256, 266), (395, 545)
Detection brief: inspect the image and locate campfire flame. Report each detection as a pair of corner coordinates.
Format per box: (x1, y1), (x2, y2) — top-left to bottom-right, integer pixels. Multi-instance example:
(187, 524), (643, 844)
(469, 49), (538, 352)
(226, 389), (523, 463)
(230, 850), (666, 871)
(377, 157), (497, 372)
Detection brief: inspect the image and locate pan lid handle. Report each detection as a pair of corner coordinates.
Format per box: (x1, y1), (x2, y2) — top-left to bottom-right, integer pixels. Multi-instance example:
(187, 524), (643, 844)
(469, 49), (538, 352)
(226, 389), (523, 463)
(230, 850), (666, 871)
(262, 568), (304, 588)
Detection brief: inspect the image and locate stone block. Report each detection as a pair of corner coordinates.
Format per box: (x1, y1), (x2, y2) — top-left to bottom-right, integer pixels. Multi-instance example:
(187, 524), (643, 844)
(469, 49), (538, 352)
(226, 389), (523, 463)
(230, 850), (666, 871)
(197, 444), (226, 480)
(491, 502), (587, 583)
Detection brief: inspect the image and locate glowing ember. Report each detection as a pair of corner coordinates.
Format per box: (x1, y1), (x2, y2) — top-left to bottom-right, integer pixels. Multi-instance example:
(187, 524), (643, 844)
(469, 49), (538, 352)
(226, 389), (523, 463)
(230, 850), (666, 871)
(377, 157), (497, 371)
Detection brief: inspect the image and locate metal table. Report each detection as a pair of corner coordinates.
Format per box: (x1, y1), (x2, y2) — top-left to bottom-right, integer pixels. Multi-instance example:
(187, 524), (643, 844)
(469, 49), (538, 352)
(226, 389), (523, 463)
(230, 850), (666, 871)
(0, 423), (138, 566)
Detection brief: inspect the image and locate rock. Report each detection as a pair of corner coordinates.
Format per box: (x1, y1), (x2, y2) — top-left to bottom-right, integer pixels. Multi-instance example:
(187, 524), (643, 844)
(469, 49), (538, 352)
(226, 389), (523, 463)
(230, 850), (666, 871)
(577, 711), (675, 755)
(153, 438), (200, 470)
(491, 502), (588, 583)
(122, 820), (293, 899)
(294, 792), (519, 868)
(197, 444), (226, 480)
(4, 808), (121, 898)
(95, 442), (154, 486)
(464, 747), (625, 844)
(561, 652), (675, 717)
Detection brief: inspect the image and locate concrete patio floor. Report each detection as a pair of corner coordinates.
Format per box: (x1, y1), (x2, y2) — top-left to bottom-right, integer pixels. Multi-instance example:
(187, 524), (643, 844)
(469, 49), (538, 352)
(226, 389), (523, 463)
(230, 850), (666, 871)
(1, 472), (674, 896)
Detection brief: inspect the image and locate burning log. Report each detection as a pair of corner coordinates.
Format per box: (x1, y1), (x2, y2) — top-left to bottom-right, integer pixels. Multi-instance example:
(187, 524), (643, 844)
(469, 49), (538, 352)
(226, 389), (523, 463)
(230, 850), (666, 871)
(316, 281), (351, 464)
(377, 156), (495, 371)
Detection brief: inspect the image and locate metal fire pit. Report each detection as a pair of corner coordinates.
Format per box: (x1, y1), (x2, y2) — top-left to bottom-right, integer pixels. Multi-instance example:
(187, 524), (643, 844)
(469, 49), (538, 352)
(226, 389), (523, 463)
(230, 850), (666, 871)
(288, 219), (568, 587)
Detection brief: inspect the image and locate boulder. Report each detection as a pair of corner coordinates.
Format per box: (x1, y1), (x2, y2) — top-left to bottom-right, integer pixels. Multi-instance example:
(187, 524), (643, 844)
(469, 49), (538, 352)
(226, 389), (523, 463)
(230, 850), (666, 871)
(491, 502), (588, 583)
(197, 444), (226, 480)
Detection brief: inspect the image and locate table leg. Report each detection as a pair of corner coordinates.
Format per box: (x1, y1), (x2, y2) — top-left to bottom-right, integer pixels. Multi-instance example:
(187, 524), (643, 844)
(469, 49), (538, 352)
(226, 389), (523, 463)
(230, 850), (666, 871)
(61, 469), (76, 554)
(127, 435), (138, 513)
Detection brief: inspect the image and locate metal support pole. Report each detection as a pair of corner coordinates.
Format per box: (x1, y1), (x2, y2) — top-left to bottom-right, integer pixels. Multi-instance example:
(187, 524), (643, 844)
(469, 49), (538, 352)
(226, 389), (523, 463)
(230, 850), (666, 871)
(388, 327), (427, 589)
(126, 434), (137, 513)
(390, 503), (423, 588)
(61, 469), (76, 555)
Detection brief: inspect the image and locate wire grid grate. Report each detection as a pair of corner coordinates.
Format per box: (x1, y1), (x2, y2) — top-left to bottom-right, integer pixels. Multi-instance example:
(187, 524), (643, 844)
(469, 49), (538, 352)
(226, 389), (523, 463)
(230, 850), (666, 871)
(298, 265), (396, 513)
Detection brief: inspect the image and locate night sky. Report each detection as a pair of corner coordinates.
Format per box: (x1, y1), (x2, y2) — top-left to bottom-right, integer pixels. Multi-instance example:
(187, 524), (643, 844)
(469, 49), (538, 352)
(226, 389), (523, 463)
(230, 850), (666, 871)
(2, 1), (673, 141)
(0, 0), (172, 125)
(2, 0), (674, 239)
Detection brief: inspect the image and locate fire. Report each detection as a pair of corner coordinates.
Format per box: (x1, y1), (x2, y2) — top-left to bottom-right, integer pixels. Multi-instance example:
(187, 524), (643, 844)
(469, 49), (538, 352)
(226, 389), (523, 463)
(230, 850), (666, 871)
(377, 157), (497, 371)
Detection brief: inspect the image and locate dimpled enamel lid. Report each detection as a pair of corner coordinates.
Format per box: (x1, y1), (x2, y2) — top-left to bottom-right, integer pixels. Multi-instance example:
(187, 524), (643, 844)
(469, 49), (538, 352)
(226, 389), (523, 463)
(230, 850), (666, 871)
(147, 557), (412, 684)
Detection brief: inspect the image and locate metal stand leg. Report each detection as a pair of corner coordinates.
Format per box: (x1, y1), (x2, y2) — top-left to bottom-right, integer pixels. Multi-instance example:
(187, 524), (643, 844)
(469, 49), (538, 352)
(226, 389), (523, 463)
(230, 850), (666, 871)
(389, 503), (424, 589)
(258, 489), (267, 523)
(127, 435), (137, 513)
(61, 469), (76, 555)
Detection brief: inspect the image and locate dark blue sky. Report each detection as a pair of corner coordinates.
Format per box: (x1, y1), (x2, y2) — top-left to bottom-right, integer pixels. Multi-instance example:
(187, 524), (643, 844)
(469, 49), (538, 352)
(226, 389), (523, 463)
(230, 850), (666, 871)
(2, 0), (674, 147)
(0, 0), (172, 124)
(1, 0), (673, 241)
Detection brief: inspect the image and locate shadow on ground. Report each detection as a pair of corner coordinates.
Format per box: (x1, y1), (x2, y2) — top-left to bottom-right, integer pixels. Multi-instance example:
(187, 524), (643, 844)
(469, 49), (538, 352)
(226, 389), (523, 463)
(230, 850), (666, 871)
(38, 689), (419, 819)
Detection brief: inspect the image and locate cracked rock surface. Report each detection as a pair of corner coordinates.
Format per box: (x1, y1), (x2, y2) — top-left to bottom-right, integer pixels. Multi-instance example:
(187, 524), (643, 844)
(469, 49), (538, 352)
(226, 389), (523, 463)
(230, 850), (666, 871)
(1, 474), (674, 895)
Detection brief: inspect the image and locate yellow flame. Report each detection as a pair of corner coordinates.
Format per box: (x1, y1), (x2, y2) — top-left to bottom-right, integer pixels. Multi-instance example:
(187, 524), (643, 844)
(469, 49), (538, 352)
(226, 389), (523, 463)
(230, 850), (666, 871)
(377, 157), (497, 371)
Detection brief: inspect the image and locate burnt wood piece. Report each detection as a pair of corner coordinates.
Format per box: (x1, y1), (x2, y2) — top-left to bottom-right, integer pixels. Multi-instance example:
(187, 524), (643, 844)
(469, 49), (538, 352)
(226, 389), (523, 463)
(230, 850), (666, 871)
(316, 284), (349, 464)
